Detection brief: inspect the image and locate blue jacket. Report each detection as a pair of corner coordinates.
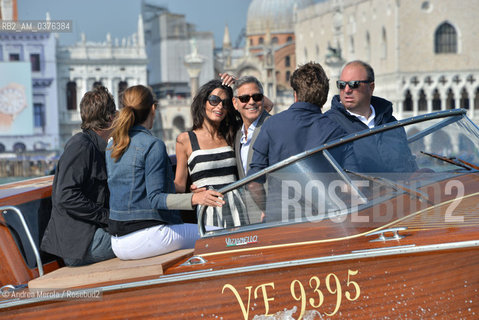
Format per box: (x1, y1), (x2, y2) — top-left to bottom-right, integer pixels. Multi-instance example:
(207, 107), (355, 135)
(327, 95), (397, 132)
(325, 95), (417, 173)
(106, 125), (182, 224)
(248, 102), (354, 176)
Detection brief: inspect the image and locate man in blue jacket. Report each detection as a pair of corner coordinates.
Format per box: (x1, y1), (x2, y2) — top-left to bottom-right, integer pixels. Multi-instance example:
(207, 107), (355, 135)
(248, 62), (352, 175)
(247, 62), (355, 222)
(325, 60), (417, 173)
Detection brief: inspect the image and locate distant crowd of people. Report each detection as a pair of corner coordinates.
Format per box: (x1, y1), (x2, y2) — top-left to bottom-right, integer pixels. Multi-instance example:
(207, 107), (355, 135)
(41, 59), (416, 266)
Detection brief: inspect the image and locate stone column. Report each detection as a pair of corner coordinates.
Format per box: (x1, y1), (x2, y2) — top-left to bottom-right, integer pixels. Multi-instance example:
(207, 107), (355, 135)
(184, 39), (205, 98)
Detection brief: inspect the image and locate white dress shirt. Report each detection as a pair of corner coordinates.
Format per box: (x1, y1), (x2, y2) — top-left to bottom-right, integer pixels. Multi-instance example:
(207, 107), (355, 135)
(347, 105), (376, 128)
(239, 116), (261, 175)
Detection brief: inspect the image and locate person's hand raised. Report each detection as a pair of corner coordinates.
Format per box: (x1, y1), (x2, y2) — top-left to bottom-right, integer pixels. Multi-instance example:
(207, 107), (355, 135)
(219, 73), (236, 87)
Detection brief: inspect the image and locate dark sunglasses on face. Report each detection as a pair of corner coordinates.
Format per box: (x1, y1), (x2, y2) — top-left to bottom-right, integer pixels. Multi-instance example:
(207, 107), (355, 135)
(207, 95), (229, 107)
(236, 93), (264, 103)
(336, 80), (371, 90)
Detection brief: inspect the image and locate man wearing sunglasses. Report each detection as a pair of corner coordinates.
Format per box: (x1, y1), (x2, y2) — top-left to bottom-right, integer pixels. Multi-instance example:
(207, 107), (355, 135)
(246, 62), (357, 223)
(232, 76), (271, 179)
(326, 60), (417, 172)
(326, 60), (395, 130)
(249, 62), (354, 176)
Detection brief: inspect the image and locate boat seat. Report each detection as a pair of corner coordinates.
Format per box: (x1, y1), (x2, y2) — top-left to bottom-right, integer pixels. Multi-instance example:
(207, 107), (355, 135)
(28, 248), (194, 289)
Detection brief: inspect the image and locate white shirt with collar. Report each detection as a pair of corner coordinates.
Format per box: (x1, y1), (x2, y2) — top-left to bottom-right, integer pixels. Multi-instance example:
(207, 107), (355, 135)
(239, 116), (261, 175)
(347, 105), (376, 128)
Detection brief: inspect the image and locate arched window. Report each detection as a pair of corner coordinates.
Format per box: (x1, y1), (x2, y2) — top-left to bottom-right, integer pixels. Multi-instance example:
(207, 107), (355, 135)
(66, 81), (77, 110)
(258, 37), (264, 45)
(460, 87), (469, 109)
(381, 27), (387, 59)
(13, 142), (26, 153)
(365, 31), (371, 61)
(446, 88), (455, 109)
(418, 89), (427, 111)
(404, 90), (413, 111)
(285, 55), (291, 67)
(432, 89), (441, 110)
(173, 116), (185, 133)
(118, 80), (128, 103)
(272, 37), (278, 45)
(286, 36), (293, 42)
(435, 22), (457, 54)
(286, 71), (291, 82)
(250, 38), (253, 46)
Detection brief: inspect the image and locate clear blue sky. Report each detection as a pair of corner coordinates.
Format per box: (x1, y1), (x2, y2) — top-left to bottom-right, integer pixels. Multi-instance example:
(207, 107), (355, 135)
(18, 0), (251, 47)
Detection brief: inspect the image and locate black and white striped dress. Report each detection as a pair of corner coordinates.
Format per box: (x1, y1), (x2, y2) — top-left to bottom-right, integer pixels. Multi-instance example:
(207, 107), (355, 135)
(187, 131), (248, 228)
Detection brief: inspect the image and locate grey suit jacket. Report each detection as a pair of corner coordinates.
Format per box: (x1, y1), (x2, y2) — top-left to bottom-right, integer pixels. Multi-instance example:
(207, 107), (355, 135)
(235, 110), (270, 179)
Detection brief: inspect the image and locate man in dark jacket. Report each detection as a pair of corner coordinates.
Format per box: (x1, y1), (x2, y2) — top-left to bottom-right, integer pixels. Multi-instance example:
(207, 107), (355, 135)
(326, 60), (417, 173)
(248, 62), (353, 175)
(247, 62), (355, 222)
(41, 86), (117, 266)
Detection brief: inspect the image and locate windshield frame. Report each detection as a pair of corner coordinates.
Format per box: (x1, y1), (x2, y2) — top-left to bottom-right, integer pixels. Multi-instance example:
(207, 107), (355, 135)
(198, 109), (468, 236)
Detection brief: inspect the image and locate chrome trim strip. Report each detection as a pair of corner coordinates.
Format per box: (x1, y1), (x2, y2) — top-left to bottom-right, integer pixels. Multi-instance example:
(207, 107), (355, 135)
(351, 244), (415, 253)
(1, 239), (477, 309)
(0, 206), (44, 276)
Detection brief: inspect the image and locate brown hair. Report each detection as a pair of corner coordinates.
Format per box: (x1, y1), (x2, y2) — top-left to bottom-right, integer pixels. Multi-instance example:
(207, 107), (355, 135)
(290, 61), (329, 108)
(80, 86), (116, 130)
(109, 85), (156, 161)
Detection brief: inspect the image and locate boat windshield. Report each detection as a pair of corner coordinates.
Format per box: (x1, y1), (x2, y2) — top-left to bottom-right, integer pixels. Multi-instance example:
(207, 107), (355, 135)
(199, 110), (479, 237)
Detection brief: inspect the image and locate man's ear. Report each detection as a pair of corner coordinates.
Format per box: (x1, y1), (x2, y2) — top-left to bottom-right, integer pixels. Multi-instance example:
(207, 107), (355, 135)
(294, 91), (298, 103)
(232, 97), (239, 110)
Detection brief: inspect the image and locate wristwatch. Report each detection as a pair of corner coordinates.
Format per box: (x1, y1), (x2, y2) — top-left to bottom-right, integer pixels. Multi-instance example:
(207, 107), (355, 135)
(0, 83), (27, 131)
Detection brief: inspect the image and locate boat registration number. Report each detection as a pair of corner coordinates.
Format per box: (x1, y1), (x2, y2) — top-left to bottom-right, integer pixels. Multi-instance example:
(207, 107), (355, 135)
(222, 269), (360, 320)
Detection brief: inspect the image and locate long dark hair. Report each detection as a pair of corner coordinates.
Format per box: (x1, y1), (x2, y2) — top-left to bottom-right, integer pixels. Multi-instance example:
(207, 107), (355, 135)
(191, 79), (240, 146)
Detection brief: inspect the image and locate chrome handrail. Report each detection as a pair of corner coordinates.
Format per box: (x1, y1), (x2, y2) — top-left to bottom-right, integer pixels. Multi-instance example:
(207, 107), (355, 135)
(0, 206), (44, 276)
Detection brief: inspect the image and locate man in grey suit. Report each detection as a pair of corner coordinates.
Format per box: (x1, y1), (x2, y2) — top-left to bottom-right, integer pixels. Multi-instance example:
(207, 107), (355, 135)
(232, 76), (271, 223)
(233, 76), (271, 179)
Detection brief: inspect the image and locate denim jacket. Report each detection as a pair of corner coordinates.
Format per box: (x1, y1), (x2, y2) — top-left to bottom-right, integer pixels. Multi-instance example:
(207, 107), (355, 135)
(106, 125), (182, 224)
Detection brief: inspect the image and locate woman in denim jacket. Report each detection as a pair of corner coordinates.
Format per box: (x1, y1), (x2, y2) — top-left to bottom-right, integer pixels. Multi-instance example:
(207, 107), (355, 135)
(106, 85), (224, 260)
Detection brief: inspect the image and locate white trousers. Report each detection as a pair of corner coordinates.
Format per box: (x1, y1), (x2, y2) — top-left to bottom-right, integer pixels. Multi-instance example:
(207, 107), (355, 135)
(111, 223), (199, 260)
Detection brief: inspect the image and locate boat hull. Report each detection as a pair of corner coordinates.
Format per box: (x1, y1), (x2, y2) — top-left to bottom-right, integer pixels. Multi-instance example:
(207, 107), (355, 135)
(2, 244), (478, 319)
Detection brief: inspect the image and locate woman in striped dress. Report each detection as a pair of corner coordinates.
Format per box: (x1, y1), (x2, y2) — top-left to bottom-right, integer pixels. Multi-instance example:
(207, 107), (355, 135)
(175, 79), (248, 228)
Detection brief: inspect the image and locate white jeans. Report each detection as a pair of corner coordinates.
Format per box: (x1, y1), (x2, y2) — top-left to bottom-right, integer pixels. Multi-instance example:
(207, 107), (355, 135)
(111, 223), (199, 260)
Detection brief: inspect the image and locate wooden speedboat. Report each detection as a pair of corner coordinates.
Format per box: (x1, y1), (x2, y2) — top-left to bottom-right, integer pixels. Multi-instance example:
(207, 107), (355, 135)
(1, 109), (478, 319)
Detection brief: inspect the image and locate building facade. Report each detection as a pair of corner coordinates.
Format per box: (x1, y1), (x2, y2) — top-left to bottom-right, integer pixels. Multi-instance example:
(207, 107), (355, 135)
(142, 2), (214, 99)
(56, 16), (148, 148)
(295, 0), (479, 121)
(219, 0), (312, 106)
(0, 31), (59, 153)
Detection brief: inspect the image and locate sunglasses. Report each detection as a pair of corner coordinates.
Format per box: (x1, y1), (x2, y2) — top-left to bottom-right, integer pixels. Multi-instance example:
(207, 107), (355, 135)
(207, 95), (229, 107)
(236, 93), (264, 103)
(336, 80), (371, 90)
